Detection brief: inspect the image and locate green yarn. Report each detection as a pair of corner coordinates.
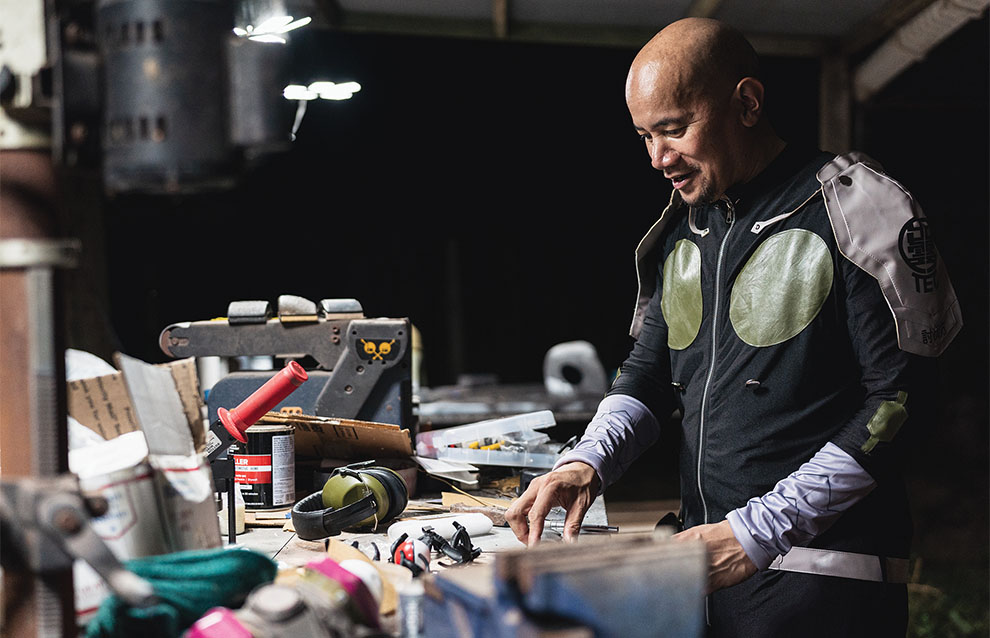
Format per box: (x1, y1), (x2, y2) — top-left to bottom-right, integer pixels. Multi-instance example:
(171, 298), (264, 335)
(85, 547), (277, 638)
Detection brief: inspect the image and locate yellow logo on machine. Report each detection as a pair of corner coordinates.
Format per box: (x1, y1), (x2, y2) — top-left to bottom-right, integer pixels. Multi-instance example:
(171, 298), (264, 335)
(358, 338), (398, 361)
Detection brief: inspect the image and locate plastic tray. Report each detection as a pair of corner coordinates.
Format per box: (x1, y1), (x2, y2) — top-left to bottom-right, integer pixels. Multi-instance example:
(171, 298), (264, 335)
(416, 410), (560, 468)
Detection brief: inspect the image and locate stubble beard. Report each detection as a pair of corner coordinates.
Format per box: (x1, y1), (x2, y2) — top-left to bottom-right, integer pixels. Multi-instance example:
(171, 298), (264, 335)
(679, 172), (720, 207)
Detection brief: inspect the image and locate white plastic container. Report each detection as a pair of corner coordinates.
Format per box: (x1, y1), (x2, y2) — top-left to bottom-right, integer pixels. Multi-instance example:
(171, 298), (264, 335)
(415, 411), (560, 468)
(218, 484), (246, 535)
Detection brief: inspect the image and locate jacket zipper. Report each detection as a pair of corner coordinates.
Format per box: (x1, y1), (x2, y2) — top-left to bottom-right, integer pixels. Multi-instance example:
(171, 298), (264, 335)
(697, 199), (735, 524)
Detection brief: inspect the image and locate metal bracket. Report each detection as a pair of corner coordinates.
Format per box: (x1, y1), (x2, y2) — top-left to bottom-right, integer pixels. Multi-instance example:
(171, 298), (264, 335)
(0, 474), (155, 607)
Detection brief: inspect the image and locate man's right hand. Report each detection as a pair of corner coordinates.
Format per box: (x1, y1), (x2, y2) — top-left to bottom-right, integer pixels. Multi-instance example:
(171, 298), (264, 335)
(505, 462), (601, 546)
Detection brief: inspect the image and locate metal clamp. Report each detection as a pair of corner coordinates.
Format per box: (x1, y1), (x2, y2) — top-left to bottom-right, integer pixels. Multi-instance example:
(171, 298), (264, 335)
(1, 474), (156, 606)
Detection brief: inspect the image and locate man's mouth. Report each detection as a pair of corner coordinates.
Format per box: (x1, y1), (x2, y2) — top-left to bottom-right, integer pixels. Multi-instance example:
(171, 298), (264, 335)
(668, 170), (696, 190)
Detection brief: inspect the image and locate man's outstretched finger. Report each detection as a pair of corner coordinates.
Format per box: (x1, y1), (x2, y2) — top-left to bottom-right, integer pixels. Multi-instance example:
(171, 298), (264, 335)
(525, 486), (556, 546)
(505, 489), (536, 544)
(561, 499), (589, 543)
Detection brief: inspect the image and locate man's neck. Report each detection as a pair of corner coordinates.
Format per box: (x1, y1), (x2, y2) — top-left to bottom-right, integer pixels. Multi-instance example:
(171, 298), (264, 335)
(736, 133), (787, 187)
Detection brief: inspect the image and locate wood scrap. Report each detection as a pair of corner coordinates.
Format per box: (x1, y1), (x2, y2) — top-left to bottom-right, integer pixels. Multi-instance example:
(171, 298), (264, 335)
(450, 502), (508, 527)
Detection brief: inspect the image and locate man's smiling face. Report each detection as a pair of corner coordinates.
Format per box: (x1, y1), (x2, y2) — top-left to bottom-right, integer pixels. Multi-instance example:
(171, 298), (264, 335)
(626, 60), (742, 207)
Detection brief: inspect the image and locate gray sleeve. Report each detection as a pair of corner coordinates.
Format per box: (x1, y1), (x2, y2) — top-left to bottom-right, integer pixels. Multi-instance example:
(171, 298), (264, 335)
(725, 442), (876, 570)
(554, 393), (661, 492)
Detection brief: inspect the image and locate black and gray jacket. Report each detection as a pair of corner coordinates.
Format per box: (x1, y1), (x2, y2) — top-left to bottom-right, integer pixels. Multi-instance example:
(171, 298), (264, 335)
(583, 144), (961, 559)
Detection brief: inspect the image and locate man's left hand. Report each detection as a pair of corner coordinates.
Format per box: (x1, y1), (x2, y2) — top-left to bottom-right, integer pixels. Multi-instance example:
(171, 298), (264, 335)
(672, 520), (757, 593)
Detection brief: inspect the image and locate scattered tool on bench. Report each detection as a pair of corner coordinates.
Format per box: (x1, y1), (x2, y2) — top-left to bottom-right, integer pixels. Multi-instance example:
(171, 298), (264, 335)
(206, 360), (308, 544)
(160, 296), (413, 430)
(389, 521), (482, 576)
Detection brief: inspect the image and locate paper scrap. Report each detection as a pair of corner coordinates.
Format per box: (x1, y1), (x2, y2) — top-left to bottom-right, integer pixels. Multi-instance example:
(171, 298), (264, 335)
(411, 455), (479, 486)
(116, 353), (196, 457)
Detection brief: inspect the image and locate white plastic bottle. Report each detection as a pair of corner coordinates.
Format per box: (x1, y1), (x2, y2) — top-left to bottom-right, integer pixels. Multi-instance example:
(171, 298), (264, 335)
(218, 483), (246, 535)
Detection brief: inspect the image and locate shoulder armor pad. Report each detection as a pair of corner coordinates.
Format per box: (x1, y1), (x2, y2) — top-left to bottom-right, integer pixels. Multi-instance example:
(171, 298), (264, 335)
(817, 153), (962, 356)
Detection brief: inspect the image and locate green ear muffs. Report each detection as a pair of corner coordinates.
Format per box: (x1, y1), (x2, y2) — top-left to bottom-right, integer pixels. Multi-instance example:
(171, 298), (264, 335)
(291, 461), (408, 541)
(357, 467), (408, 524)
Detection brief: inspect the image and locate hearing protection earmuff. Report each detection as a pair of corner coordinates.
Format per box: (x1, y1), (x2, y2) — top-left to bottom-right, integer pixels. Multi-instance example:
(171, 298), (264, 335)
(291, 460), (409, 541)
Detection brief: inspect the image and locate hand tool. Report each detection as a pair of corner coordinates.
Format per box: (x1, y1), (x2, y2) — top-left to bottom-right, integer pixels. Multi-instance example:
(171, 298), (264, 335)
(160, 296), (413, 431)
(207, 360), (306, 544)
(205, 359), (307, 462)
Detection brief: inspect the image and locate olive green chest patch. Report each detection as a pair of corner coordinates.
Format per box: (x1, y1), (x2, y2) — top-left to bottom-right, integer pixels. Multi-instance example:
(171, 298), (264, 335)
(661, 239), (703, 350)
(729, 229), (833, 347)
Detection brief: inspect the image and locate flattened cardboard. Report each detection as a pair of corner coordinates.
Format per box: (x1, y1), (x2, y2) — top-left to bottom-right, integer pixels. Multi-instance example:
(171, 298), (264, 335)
(67, 356), (206, 453)
(116, 353), (196, 457)
(259, 412), (412, 460)
(67, 372), (140, 439)
(167, 358), (206, 452)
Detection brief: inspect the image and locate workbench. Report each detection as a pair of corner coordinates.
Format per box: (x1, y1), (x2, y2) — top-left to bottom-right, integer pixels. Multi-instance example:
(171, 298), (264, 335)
(219, 496), (691, 638)
(228, 494), (614, 568)
(220, 494), (616, 636)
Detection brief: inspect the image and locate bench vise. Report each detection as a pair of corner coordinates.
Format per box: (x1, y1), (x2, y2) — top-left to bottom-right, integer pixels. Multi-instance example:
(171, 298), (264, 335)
(159, 297), (413, 432)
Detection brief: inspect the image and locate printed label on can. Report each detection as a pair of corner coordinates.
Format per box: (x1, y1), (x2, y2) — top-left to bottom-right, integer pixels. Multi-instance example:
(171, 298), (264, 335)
(80, 463), (171, 558)
(234, 454), (273, 484)
(235, 426), (295, 509)
(270, 434), (294, 507)
(234, 434), (294, 506)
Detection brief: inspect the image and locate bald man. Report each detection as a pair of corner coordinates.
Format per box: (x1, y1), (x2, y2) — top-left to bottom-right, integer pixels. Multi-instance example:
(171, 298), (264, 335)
(506, 18), (960, 637)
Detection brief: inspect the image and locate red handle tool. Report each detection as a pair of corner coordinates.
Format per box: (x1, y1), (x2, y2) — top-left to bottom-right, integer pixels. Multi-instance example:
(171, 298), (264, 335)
(206, 361), (308, 461)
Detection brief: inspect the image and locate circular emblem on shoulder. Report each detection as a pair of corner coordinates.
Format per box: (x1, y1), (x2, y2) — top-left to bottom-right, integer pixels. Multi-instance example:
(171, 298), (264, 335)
(898, 218), (938, 293)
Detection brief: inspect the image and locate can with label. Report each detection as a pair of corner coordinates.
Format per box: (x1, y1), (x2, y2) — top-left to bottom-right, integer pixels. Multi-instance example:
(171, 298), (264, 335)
(232, 423), (295, 509)
(78, 459), (171, 557)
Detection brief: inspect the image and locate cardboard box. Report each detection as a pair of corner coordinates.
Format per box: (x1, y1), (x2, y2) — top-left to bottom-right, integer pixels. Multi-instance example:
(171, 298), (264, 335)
(67, 352), (220, 626)
(67, 356), (206, 453)
(68, 352), (219, 557)
(257, 412), (413, 460)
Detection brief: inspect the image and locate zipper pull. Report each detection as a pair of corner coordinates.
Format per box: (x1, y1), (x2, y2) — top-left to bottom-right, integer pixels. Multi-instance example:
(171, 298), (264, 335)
(725, 200), (735, 225)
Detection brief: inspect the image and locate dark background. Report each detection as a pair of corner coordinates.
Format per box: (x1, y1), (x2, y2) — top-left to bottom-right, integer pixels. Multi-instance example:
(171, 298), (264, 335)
(94, 25), (823, 385)
(93, 19), (986, 399)
(63, 14), (987, 635)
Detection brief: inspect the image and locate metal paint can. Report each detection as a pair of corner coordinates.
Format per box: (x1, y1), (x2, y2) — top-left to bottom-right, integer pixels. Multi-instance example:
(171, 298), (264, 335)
(78, 459), (171, 557)
(233, 423), (295, 509)
(72, 431), (172, 558)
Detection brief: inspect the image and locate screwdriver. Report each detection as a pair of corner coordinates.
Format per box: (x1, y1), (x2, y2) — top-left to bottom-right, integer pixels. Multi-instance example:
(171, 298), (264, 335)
(204, 360), (308, 462)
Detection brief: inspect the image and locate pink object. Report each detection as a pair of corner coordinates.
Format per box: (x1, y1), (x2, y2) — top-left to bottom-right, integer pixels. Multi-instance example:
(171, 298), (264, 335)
(305, 557), (382, 630)
(186, 607), (253, 638)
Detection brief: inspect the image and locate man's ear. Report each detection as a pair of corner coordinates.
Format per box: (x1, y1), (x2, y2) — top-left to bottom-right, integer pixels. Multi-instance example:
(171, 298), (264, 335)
(735, 77), (765, 127)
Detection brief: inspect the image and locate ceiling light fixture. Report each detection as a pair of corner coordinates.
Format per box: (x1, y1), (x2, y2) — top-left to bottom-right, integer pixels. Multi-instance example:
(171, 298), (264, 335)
(283, 81), (362, 101)
(233, 15), (312, 44)
(283, 80), (363, 140)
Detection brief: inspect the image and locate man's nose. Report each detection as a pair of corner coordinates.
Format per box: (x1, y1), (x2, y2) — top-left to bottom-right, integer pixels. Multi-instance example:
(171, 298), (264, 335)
(649, 140), (679, 171)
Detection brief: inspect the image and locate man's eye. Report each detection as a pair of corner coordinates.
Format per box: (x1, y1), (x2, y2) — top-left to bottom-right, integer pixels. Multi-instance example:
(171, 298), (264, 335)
(638, 133), (651, 142)
(663, 127), (687, 138)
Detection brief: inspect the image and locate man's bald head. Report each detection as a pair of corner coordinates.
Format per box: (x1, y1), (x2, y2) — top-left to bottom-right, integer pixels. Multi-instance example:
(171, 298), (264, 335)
(627, 18), (759, 109)
(625, 19), (784, 205)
